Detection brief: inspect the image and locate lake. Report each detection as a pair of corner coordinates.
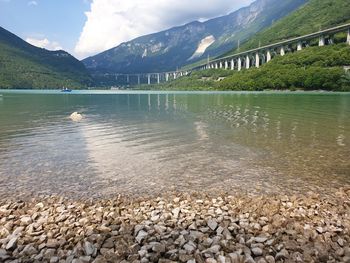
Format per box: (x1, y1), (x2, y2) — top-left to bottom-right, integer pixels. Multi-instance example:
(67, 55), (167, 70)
(0, 90), (349, 199)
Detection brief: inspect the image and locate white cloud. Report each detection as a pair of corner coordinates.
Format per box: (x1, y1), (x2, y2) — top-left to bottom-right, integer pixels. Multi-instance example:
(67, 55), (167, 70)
(74, 0), (254, 58)
(26, 37), (63, 51)
(28, 1), (38, 6)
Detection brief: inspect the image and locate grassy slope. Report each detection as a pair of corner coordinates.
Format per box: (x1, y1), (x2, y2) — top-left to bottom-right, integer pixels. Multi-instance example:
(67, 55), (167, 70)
(0, 27), (93, 89)
(150, 0), (350, 91)
(225, 0), (350, 55)
(145, 44), (350, 91)
(218, 44), (350, 91)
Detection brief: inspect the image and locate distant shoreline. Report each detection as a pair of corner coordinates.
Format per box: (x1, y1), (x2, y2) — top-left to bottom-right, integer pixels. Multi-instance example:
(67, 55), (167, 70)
(1, 88), (350, 94)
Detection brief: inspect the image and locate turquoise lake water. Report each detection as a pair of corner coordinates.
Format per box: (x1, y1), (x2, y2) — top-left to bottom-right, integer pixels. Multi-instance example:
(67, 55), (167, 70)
(0, 90), (349, 199)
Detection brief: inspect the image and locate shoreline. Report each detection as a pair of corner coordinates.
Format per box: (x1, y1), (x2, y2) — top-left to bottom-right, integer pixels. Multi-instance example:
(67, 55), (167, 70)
(1, 190), (349, 262)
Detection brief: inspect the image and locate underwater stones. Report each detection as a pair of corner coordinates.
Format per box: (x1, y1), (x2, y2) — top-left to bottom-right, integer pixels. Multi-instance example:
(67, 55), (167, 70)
(6, 236), (18, 250)
(207, 219), (218, 231)
(0, 189), (348, 262)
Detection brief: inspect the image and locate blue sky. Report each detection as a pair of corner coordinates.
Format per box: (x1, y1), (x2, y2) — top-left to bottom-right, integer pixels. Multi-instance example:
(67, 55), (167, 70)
(0, 0), (90, 56)
(0, 0), (254, 59)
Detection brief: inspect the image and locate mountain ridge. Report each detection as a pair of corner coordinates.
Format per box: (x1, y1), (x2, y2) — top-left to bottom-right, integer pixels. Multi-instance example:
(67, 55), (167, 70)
(0, 26), (93, 89)
(83, 0), (307, 76)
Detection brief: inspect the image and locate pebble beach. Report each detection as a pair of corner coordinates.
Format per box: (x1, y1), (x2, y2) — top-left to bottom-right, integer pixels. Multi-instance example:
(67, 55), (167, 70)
(1, 189), (350, 263)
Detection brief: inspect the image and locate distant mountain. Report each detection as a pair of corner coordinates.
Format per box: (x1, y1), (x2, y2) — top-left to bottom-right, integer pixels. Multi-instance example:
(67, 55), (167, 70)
(0, 27), (93, 89)
(83, 0), (307, 75)
(225, 0), (350, 55)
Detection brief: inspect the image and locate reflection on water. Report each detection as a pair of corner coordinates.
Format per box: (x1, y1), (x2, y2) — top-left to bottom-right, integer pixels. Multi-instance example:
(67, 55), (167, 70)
(0, 91), (349, 199)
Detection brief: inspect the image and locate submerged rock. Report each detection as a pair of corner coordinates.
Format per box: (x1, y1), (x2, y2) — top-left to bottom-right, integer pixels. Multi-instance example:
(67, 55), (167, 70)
(0, 190), (349, 262)
(70, 112), (83, 121)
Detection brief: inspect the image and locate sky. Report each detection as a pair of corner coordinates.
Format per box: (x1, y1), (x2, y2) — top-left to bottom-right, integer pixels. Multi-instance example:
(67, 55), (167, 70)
(0, 0), (254, 60)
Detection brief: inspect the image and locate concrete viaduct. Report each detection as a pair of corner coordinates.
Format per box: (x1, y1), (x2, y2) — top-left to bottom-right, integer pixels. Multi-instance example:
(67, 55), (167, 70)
(102, 23), (350, 86)
(98, 70), (190, 86)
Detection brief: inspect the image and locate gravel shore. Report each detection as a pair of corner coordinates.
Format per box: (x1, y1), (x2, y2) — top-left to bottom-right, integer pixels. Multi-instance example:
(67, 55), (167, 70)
(0, 189), (349, 263)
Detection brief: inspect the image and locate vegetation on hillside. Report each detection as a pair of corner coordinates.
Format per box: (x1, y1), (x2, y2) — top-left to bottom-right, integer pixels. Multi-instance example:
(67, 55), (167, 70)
(144, 44), (350, 91)
(0, 27), (93, 89)
(224, 0), (350, 56)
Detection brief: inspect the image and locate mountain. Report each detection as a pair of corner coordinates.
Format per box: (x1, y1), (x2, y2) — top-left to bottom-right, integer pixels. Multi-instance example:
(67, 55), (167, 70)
(225, 0), (350, 55)
(83, 0), (307, 75)
(0, 27), (93, 89)
(152, 0), (350, 92)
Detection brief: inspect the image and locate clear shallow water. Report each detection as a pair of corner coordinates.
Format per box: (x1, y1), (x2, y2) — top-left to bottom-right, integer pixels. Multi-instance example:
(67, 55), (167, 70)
(0, 90), (349, 199)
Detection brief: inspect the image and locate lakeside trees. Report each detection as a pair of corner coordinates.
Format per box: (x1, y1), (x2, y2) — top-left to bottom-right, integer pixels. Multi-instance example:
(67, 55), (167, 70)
(151, 44), (350, 91)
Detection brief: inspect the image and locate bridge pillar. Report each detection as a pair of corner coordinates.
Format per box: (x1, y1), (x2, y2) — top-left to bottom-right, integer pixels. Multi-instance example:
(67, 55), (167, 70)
(215, 63), (218, 69)
(266, 50), (271, 62)
(126, 74), (130, 83)
(225, 60), (229, 69)
(219, 61), (223, 69)
(165, 73), (169, 82)
(319, 35), (325, 46)
(157, 73), (160, 84)
(297, 41), (302, 51)
(347, 28), (350, 45)
(174, 72), (177, 79)
(147, 74), (151, 85)
(255, 53), (260, 68)
(280, 46), (285, 56)
(238, 57), (242, 71)
(231, 59), (234, 70)
(138, 74), (140, 85)
(246, 55), (250, 69)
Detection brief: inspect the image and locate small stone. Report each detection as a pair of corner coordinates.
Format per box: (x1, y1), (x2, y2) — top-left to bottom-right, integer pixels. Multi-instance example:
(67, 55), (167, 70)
(184, 242), (196, 253)
(80, 256), (92, 263)
(275, 249), (289, 260)
(20, 216), (33, 225)
(252, 247), (263, 256)
(43, 248), (56, 259)
(337, 238), (344, 247)
(255, 237), (268, 243)
(244, 255), (256, 263)
(151, 215), (160, 221)
(208, 244), (221, 254)
(46, 239), (59, 248)
(35, 202), (44, 209)
(336, 248), (344, 257)
(218, 255), (226, 263)
(0, 249), (10, 260)
(20, 244), (38, 256)
(136, 230), (148, 243)
(265, 255), (275, 263)
(152, 242), (166, 253)
(84, 241), (95, 256)
(216, 226), (224, 235)
(102, 238), (114, 248)
(172, 208), (180, 218)
(229, 253), (241, 263)
(134, 225), (144, 235)
(6, 237), (18, 250)
(207, 219), (218, 231)
(50, 257), (59, 263)
(316, 227), (323, 234)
